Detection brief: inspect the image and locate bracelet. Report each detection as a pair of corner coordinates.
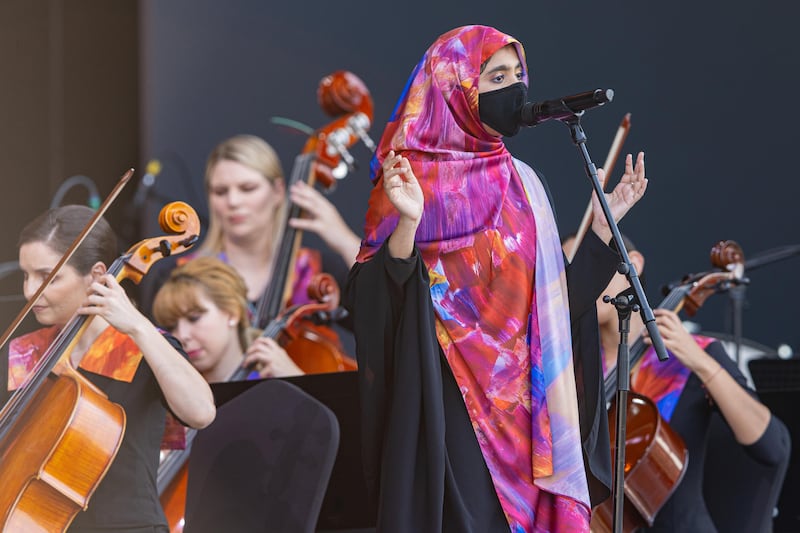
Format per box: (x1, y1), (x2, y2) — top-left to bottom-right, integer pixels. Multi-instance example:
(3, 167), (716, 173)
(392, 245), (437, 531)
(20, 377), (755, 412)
(703, 365), (723, 386)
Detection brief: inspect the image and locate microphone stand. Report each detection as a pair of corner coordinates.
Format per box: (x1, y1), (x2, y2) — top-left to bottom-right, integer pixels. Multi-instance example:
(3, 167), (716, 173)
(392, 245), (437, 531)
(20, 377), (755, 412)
(558, 113), (669, 533)
(726, 244), (800, 364)
(725, 282), (747, 366)
(605, 287), (636, 533)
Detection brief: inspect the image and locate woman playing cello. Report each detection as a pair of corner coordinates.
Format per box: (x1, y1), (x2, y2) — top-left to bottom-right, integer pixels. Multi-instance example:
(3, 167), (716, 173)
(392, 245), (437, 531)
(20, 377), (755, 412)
(1, 205), (215, 532)
(152, 256), (303, 382)
(562, 233), (789, 532)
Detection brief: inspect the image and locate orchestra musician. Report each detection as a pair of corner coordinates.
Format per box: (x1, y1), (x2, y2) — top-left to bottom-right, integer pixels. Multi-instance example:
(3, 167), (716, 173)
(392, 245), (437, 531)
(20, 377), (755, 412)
(151, 256), (303, 382)
(1, 205), (215, 532)
(139, 134), (361, 318)
(562, 233), (791, 532)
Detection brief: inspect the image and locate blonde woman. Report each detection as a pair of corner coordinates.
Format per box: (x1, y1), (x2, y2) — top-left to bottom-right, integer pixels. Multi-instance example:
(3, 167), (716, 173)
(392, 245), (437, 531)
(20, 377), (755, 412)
(199, 134), (359, 304)
(140, 134), (361, 321)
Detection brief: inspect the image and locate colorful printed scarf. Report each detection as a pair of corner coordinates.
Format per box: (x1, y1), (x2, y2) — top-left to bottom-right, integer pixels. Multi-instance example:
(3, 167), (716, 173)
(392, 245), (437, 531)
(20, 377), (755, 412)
(8, 325), (144, 389)
(633, 335), (715, 421)
(357, 25), (589, 531)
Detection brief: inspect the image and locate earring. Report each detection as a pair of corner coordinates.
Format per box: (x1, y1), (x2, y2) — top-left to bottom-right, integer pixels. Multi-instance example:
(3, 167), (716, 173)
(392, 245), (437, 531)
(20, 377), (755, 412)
(228, 319), (237, 327)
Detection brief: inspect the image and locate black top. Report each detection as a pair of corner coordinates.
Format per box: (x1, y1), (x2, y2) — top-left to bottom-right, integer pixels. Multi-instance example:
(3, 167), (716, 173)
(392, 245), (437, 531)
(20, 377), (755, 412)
(68, 336), (181, 532)
(343, 231), (618, 532)
(644, 340), (789, 532)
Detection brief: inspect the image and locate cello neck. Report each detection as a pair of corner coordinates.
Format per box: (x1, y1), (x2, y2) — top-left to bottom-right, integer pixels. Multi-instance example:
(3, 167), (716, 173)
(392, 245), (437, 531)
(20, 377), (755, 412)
(253, 153), (315, 329)
(603, 284), (692, 404)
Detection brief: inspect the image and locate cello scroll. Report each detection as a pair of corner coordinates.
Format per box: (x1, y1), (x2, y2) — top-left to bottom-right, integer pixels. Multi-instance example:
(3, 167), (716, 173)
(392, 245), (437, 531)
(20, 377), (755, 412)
(124, 202), (200, 284)
(682, 240), (745, 316)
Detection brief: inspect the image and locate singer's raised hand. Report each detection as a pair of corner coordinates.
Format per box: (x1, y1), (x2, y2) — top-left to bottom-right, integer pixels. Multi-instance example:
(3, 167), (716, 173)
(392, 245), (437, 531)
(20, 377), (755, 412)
(383, 150), (424, 222)
(383, 150), (424, 258)
(590, 151), (647, 243)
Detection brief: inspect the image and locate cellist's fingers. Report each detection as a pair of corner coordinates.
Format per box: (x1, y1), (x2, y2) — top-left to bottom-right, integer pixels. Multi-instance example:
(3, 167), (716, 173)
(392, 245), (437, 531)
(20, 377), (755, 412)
(79, 275), (144, 335)
(244, 337), (302, 378)
(243, 337), (279, 368)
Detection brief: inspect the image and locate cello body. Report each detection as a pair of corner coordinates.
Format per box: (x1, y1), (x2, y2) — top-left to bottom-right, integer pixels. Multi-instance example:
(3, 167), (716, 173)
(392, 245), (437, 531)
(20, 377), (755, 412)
(591, 393), (687, 533)
(161, 463), (190, 533)
(282, 325), (357, 374)
(0, 366), (125, 531)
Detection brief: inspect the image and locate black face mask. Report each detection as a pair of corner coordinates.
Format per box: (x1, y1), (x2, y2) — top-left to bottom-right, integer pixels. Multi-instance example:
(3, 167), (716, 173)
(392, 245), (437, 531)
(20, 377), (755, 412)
(478, 82), (527, 137)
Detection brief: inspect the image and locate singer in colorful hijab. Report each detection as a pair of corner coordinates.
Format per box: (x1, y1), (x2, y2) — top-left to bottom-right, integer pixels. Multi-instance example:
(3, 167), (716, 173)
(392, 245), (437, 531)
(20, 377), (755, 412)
(345, 25), (647, 532)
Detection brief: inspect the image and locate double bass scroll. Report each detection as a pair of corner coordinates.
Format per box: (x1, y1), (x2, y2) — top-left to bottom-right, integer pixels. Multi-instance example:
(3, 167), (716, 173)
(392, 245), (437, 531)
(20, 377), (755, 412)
(256, 70), (374, 328)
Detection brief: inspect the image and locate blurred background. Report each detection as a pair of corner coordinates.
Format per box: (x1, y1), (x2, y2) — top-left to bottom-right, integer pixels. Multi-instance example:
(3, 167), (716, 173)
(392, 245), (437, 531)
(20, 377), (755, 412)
(1, 1), (798, 529)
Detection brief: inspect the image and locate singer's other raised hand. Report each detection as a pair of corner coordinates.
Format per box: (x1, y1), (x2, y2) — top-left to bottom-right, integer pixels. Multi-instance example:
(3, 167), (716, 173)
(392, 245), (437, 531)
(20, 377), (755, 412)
(383, 150), (424, 259)
(590, 151), (647, 244)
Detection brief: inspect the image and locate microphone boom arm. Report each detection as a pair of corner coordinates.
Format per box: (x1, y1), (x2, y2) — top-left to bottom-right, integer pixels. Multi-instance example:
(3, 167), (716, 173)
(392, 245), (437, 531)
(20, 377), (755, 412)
(555, 113), (666, 533)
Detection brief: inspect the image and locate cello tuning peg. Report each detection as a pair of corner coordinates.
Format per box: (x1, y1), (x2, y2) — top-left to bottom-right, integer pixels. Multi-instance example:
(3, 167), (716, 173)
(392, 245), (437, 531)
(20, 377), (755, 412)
(158, 239), (172, 257)
(347, 113), (376, 152)
(325, 129), (356, 172)
(356, 129), (376, 152)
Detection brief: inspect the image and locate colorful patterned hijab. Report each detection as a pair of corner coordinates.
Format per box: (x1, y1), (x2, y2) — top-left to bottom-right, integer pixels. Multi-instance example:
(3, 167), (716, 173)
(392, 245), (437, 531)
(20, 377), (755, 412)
(358, 25), (590, 530)
(358, 25), (526, 258)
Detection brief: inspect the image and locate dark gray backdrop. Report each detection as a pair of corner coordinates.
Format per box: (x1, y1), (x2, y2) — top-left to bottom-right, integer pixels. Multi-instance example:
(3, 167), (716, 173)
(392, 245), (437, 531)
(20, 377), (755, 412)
(139, 0), (800, 355)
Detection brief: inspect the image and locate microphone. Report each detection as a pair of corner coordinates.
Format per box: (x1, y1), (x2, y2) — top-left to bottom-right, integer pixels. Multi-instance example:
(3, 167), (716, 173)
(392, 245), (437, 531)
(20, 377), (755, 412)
(132, 159), (162, 210)
(520, 88), (614, 127)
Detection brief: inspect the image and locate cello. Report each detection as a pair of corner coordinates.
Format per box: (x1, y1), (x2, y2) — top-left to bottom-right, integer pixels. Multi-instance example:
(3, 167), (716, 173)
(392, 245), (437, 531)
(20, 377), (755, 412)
(158, 70), (375, 532)
(592, 240), (746, 533)
(0, 199), (201, 532)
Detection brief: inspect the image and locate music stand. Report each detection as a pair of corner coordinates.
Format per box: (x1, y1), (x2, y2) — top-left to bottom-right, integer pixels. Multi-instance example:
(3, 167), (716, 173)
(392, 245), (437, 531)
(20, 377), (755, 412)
(747, 358), (800, 532)
(208, 371), (376, 531)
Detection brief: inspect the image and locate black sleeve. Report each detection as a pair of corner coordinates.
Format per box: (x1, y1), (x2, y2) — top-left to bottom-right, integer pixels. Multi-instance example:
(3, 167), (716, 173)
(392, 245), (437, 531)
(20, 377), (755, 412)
(566, 230), (619, 322)
(343, 243), (507, 532)
(336, 248), (416, 334)
(565, 230), (620, 508)
(705, 341), (792, 466)
(744, 414), (793, 467)
(343, 243), (427, 503)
